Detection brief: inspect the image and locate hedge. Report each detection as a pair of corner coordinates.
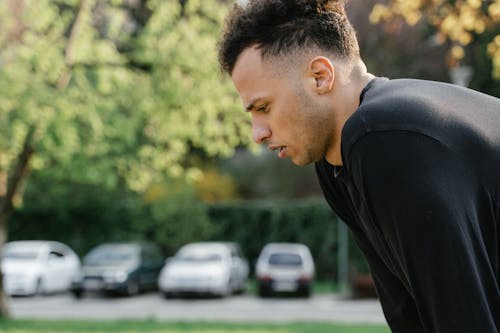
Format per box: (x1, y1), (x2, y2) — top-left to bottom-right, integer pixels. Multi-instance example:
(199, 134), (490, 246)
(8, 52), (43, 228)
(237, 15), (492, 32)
(208, 199), (341, 279)
(8, 188), (368, 280)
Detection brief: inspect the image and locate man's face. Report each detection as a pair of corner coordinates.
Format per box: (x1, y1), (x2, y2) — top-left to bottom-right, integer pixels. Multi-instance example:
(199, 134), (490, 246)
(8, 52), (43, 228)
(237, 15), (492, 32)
(231, 47), (334, 166)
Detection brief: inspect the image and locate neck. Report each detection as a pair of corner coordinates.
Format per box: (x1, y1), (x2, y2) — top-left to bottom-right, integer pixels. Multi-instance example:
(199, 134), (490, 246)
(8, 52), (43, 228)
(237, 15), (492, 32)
(325, 62), (375, 166)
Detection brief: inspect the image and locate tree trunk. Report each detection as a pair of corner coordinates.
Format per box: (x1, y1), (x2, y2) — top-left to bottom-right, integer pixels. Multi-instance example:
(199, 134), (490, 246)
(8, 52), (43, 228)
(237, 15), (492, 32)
(0, 214), (10, 318)
(58, 0), (90, 89)
(0, 127), (35, 318)
(0, 0), (90, 317)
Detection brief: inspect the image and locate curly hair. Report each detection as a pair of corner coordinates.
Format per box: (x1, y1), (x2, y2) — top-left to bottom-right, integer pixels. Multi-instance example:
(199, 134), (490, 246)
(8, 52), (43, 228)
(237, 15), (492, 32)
(218, 0), (360, 74)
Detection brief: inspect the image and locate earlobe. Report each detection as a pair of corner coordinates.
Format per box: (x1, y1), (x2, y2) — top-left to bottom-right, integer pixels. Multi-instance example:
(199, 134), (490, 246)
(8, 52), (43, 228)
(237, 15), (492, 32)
(309, 56), (335, 94)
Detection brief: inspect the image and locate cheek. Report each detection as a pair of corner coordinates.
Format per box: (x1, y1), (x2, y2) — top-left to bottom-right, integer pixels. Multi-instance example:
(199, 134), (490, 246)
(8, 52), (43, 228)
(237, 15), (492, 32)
(278, 109), (301, 134)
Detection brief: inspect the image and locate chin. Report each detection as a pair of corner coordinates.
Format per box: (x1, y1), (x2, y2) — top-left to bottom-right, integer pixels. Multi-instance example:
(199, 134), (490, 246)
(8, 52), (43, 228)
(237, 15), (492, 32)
(291, 150), (323, 166)
(291, 156), (314, 167)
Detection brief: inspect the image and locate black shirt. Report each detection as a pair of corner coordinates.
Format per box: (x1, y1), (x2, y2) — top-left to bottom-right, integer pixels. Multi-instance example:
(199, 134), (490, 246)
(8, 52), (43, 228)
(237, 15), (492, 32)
(315, 78), (500, 333)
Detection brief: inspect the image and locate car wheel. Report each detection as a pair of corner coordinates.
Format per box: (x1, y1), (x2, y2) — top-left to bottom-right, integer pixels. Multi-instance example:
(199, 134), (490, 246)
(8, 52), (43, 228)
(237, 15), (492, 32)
(234, 284), (246, 295)
(258, 285), (271, 298)
(298, 285), (311, 298)
(216, 283), (230, 298)
(34, 278), (45, 297)
(162, 291), (174, 299)
(234, 277), (247, 295)
(71, 290), (83, 299)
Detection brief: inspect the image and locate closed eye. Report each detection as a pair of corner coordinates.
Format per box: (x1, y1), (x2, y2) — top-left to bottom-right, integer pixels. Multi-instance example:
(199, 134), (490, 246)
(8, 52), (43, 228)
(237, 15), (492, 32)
(256, 104), (268, 113)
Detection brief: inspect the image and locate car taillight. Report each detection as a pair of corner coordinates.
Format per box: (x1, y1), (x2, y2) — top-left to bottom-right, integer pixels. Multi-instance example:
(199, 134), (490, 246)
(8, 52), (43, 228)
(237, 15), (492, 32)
(258, 274), (273, 282)
(297, 275), (311, 283)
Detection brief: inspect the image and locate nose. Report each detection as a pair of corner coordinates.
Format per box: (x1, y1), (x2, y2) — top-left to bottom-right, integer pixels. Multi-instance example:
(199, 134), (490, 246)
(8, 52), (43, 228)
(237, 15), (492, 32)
(251, 117), (271, 144)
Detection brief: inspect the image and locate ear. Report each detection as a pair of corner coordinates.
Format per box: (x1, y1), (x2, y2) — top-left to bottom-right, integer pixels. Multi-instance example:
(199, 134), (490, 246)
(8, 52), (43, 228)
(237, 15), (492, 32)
(306, 56), (335, 94)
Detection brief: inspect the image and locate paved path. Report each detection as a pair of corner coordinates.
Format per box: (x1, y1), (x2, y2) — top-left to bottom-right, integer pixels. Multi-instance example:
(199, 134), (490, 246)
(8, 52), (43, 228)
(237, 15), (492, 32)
(9, 293), (386, 324)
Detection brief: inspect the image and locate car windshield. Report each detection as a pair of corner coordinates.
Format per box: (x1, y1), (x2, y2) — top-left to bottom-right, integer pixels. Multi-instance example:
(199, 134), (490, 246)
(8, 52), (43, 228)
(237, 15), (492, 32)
(84, 246), (138, 265)
(2, 250), (39, 261)
(176, 252), (223, 263)
(268, 253), (303, 267)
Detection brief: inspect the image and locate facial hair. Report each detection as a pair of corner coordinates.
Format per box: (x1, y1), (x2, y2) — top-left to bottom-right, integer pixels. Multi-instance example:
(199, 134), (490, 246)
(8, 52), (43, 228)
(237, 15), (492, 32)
(292, 84), (335, 166)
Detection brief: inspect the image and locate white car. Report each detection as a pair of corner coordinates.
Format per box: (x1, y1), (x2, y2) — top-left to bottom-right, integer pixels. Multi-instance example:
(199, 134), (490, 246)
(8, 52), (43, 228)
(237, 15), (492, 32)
(255, 242), (315, 297)
(1, 240), (81, 296)
(158, 242), (249, 298)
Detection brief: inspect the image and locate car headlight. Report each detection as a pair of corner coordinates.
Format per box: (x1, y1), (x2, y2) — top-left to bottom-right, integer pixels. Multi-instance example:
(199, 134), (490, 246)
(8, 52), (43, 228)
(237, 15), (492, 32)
(103, 270), (128, 283)
(114, 271), (128, 283)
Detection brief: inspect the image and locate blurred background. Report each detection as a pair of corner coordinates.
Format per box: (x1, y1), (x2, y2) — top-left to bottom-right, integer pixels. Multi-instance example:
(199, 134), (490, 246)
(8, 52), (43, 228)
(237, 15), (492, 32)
(0, 0), (499, 322)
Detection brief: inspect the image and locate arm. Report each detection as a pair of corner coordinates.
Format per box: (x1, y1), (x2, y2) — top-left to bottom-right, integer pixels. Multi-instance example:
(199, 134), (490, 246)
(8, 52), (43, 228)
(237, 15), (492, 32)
(348, 131), (499, 333)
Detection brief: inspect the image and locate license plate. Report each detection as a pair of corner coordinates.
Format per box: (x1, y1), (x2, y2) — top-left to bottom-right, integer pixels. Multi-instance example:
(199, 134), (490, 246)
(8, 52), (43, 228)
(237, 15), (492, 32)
(273, 281), (297, 292)
(83, 279), (102, 290)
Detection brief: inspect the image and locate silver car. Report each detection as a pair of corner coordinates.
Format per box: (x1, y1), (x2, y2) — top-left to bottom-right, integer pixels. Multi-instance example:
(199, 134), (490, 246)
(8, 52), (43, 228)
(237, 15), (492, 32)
(158, 242), (249, 298)
(1, 240), (81, 296)
(255, 242), (315, 297)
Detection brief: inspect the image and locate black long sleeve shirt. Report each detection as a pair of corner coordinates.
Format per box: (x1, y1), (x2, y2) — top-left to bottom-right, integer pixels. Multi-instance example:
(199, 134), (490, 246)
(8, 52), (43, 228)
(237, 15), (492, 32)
(315, 78), (500, 332)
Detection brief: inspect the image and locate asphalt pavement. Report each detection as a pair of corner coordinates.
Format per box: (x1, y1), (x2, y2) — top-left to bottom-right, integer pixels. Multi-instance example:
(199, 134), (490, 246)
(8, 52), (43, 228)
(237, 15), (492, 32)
(9, 292), (386, 324)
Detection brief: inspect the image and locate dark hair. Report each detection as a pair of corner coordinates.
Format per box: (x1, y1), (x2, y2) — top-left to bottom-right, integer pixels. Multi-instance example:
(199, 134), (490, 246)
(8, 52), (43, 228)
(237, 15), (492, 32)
(218, 0), (360, 74)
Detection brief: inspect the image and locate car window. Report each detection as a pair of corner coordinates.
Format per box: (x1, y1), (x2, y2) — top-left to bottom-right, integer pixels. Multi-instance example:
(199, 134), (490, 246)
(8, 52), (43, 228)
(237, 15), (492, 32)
(84, 246), (138, 265)
(268, 253), (303, 267)
(176, 252), (223, 262)
(2, 250), (39, 261)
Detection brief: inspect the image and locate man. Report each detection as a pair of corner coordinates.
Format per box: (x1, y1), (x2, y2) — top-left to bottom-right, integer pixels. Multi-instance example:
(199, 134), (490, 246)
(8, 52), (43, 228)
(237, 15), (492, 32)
(217, 0), (500, 332)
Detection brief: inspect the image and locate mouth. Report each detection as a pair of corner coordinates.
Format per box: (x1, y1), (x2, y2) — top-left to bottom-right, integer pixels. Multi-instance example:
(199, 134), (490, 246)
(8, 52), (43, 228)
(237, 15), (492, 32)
(269, 145), (287, 159)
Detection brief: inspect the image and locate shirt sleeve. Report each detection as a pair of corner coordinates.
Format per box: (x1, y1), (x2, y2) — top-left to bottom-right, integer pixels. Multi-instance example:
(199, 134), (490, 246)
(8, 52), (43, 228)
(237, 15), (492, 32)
(347, 130), (499, 333)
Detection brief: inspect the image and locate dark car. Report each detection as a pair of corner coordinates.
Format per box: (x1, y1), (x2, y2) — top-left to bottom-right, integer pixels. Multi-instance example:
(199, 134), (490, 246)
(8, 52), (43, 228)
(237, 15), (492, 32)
(70, 242), (164, 298)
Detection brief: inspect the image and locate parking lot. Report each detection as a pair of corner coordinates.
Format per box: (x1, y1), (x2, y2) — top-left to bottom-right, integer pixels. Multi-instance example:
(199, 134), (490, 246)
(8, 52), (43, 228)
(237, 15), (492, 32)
(9, 292), (385, 324)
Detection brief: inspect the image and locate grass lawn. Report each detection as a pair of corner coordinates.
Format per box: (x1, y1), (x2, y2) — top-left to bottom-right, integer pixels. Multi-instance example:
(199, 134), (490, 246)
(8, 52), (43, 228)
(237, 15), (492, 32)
(0, 319), (391, 333)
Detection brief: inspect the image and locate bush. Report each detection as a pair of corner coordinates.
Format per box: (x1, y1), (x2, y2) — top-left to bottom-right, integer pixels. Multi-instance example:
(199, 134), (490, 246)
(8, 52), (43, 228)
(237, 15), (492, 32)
(208, 199), (340, 279)
(9, 180), (369, 282)
(8, 178), (213, 258)
(9, 181), (142, 256)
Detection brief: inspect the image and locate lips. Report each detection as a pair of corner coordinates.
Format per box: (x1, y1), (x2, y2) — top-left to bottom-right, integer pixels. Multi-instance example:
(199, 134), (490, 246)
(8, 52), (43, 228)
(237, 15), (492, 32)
(269, 145), (287, 159)
(278, 146), (287, 159)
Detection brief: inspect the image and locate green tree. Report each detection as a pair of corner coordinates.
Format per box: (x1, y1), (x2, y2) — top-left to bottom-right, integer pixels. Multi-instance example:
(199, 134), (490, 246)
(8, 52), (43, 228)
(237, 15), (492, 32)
(140, 179), (214, 256)
(0, 0), (249, 317)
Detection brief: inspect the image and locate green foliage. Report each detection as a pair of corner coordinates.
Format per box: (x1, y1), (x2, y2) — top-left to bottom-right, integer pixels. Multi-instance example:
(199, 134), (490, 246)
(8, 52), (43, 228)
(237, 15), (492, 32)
(0, 0), (127, 185)
(469, 29), (500, 97)
(0, 0), (251, 198)
(219, 150), (322, 199)
(119, 0), (252, 191)
(9, 178), (142, 256)
(136, 180), (214, 255)
(9, 179), (369, 281)
(8, 176), (213, 258)
(208, 199), (340, 279)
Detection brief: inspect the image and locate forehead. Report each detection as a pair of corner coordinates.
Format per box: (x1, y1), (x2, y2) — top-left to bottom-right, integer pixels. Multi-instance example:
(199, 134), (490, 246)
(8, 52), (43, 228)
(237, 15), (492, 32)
(231, 46), (291, 106)
(231, 47), (267, 87)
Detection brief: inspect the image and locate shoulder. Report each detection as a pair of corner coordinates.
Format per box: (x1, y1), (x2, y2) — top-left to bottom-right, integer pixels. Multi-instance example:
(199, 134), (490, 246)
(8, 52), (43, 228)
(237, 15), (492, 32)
(341, 77), (500, 165)
(345, 78), (458, 136)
